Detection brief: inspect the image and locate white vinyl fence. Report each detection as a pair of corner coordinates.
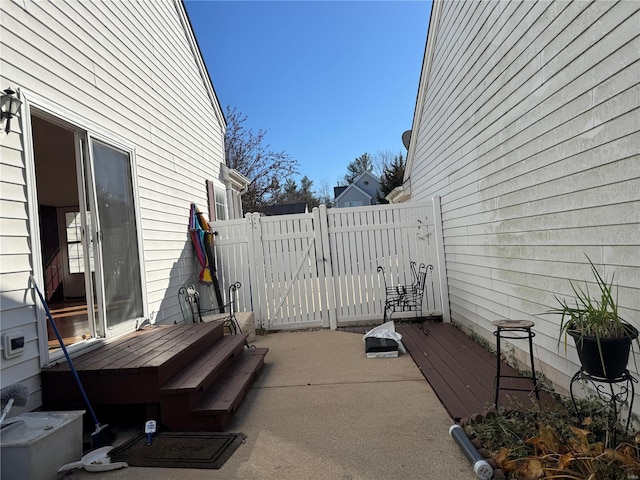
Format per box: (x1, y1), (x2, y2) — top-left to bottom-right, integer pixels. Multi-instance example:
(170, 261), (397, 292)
(209, 198), (450, 330)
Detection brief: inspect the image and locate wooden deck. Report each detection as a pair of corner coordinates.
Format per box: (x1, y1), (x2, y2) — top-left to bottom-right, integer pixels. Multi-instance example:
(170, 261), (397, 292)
(396, 322), (556, 420)
(341, 321), (555, 421)
(41, 321), (267, 431)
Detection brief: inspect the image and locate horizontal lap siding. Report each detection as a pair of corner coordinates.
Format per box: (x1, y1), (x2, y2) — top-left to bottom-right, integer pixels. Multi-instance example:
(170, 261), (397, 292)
(408, 0), (640, 405)
(1, 119), (41, 408)
(0, 0), (225, 401)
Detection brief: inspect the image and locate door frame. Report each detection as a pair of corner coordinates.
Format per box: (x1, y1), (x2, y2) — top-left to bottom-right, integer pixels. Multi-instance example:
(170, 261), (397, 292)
(22, 90), (148, 366)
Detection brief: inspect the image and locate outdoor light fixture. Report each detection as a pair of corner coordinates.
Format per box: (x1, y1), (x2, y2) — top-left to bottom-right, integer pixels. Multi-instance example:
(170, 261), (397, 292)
(1, 88), (22, 134)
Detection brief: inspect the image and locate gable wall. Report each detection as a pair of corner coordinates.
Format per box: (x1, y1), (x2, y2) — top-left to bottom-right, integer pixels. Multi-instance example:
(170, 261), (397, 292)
(336, 188), (372, 208)
(354, 172), (382, 202)
(407, 0), (640, 400)
(0, 0), (225, 408)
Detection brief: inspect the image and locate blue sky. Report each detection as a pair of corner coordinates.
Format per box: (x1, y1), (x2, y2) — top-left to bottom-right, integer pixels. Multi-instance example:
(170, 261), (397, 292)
(185, 1), (431, 190)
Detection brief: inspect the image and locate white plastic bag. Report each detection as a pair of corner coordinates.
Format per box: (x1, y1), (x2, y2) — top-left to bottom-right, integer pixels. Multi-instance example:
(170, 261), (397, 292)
(363, 321), (407, 354)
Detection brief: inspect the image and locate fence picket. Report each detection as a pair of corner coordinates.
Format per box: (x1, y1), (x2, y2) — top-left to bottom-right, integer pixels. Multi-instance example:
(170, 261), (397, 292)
(318, 204), (337, 329)
(432, 196), (450, 322)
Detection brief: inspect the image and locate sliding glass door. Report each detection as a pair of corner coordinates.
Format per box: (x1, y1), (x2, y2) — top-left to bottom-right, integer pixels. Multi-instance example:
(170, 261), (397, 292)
(86, 139), (144, 330)
(30, 109), (146, 358)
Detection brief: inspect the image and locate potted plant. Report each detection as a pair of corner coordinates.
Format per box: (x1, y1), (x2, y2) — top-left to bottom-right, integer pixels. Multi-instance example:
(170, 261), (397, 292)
(552, 255), (638, 379)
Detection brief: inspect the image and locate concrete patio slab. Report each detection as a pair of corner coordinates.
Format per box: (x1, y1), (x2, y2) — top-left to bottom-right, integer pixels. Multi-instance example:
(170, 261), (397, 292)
(57, 329), (476, 480)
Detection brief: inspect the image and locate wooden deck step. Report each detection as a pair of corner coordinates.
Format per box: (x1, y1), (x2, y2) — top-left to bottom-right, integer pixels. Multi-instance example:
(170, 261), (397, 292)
(160, 346), (268, 431)
(160, 333), (248, 395)
(194, 347), (268, 414)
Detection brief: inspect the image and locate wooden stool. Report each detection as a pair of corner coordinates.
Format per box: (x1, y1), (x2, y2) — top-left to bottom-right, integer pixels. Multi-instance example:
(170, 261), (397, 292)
(492, 319), (540, 406)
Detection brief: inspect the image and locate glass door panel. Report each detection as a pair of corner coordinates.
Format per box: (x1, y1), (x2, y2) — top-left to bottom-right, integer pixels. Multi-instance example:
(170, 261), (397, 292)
(90, 141), (143, 329)
(77, 134), (100, 339)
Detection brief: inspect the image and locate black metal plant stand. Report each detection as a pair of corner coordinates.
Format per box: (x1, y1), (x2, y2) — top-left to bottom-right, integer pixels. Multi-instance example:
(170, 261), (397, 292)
(569, 368), (637, 446)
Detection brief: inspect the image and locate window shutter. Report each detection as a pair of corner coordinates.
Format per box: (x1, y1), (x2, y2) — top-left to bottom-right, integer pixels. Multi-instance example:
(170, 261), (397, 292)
(206, 180), (215, 221)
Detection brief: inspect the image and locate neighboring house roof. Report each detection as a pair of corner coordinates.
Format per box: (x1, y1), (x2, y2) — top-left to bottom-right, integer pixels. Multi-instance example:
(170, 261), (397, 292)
(352, 170), (380, 185)
(263, 203), (308, 216)
(335, 182), (373, 204)
(333, 185), (348, 198)
(335, 171), (381, 204)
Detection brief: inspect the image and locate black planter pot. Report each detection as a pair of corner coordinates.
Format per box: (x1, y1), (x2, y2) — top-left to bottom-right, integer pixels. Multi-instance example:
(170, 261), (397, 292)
(569, 325), (638, 379)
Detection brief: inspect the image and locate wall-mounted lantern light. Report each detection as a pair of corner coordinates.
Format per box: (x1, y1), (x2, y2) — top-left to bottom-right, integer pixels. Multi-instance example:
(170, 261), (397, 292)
(1, 88), (22, 134)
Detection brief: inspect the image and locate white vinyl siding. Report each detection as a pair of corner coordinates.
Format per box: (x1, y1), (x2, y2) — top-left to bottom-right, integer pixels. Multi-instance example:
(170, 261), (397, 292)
(0, 130), (41, 411)
(0, 0), (226, 406)
(407, 0), (640, 406)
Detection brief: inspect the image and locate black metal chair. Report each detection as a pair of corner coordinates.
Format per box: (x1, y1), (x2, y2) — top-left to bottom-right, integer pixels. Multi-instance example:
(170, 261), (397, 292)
(377, 261), (432, 324)
(177, 277), (242, 334)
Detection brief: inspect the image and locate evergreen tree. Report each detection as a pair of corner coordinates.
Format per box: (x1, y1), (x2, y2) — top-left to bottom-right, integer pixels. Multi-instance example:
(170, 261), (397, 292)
(273, 176), (323, 209)
(378, 153), (406, 203)
(344, 153), (374, 184)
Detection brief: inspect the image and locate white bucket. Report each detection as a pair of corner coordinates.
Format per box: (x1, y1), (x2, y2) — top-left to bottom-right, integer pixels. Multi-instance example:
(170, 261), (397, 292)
(1, 410), (85, 480)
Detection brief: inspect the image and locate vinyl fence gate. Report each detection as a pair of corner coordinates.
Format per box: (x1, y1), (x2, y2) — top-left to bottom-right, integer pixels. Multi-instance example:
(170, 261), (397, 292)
(210, 198), (450, 331)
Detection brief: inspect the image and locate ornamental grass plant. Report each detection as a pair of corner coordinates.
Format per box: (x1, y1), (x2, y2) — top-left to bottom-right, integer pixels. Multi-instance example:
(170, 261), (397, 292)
(550, 255), (638, 378)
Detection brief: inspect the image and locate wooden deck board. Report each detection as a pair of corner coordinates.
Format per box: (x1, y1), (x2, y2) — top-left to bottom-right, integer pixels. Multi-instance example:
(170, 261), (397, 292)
(418, 327), (494, 397)
(42, 323), (218, 378)
(46, 323), (223, 376)
(68, 325), (180, 370)
(399, 327), (472, 415)
(397, 322), (551, 420)
(117, 323), (221, 371)
(49, 324), (178, 371)
(403, 324), (489, 413)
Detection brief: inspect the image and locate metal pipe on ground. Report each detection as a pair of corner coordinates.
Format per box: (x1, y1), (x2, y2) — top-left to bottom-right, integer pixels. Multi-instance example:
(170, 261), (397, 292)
(449, 424), (492, 480)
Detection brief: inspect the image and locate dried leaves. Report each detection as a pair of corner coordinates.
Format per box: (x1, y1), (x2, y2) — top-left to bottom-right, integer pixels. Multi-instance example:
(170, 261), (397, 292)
(464, 401), (640, 479)
(492, 422), (640, 479)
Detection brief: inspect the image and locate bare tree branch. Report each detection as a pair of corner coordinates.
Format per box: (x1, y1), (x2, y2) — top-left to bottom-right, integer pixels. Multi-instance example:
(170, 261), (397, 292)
(224, 106), (299, 213)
